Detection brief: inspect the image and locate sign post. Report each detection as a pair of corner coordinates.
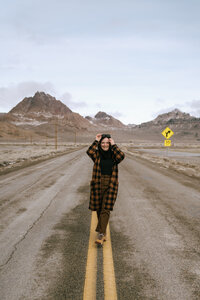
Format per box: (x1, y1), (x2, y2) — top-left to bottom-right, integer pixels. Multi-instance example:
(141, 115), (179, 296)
(162, 127), (174, 156)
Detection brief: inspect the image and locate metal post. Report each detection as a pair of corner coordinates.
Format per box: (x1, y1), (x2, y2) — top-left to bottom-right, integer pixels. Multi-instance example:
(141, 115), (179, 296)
(166, 146), (169, 157)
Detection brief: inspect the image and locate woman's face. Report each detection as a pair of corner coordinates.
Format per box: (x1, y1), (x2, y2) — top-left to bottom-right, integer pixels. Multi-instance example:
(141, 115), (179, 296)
(101, 138), (110, 151)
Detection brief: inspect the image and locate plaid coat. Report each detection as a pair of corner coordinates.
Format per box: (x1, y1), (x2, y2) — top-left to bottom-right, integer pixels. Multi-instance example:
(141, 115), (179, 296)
(86, 140), (125, 211)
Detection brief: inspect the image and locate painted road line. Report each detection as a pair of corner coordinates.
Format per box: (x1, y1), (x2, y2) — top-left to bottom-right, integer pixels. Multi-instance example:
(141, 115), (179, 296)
(103, 223), (118, 300)
(83, 211), (98, 300)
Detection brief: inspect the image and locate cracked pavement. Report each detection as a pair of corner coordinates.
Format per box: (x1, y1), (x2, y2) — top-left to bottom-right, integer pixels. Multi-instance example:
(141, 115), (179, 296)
(0, 148), (200, 299)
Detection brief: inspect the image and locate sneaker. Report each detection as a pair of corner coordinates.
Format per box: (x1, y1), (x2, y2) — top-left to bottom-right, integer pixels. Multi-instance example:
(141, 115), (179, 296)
(95, 233), (105, 246)
(96, 232), (107, 241)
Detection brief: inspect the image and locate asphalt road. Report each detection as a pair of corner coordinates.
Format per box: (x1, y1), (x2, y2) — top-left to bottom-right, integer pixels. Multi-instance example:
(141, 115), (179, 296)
(0, 148), (200, 300)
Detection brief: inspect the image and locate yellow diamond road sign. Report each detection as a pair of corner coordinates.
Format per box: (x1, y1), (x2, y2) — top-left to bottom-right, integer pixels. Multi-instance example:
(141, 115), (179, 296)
(162, 127), (174, 139)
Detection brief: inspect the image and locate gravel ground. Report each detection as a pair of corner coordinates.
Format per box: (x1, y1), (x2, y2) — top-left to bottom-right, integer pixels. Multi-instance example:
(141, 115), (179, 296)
(125, 146), (200, 179)
(0, 143), (86, 174)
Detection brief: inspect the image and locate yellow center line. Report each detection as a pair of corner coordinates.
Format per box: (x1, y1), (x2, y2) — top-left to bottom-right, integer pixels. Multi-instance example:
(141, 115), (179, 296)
(83, 213), (117, 299)
(103, 223), (118, 300)
(83, 211), (97, 300)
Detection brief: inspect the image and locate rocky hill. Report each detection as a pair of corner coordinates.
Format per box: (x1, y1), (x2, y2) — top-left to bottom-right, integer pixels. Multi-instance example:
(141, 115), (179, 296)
(130, 108), (200, 141)
(0, 92), (129, 142)
(137, 108), (200, 129)
(145, 109), (197, 126)
(85, 111), (126, 128)
(7, 91), (92, 131)
(1, 93), (200, 143)
(10, 92), (72, 116)
(0, 92), (94, 141)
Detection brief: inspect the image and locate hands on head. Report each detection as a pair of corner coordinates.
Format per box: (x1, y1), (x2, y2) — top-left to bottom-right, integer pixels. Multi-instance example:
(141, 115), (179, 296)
(95, 133), (115, 145)
(95, 133), (102, 142)
(109, 137), (115, 145)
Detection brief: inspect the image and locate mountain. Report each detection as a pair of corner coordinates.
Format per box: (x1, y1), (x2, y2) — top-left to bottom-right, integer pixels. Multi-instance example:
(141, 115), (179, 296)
(0, 91), (94, 142)
(138, 109), (199, 127)
(1, 94), (200, 142)
(131, 108), (200, 141)
(152, 109), (196, 125)
(85, 111), (126, 128)
(10, 92), (72, 115)
(1, 92), (128, 143)
(7, 91), (91, 130)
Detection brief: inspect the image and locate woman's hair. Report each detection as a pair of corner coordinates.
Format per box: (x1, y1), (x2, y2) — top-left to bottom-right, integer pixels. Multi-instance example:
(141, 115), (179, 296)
(99, 135), (110, 146)
(101, 133), (111, 139)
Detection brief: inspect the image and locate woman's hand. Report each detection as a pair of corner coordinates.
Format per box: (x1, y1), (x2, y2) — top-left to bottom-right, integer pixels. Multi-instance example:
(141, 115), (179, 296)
(95, 133), (102, 142)
(109, 138), (115, 145)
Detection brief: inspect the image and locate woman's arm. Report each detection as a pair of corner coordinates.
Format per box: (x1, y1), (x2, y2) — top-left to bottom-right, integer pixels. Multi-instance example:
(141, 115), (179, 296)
(109, 138), (125, 164)
(86, 133), (102, 162)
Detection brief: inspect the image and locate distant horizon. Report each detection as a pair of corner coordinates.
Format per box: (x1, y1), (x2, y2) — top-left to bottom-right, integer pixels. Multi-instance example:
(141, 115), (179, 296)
(0, 90), (198, 126)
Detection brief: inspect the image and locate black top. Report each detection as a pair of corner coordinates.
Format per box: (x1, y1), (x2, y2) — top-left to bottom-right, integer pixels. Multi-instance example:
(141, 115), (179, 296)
(100, 158), (113, 175)
(98, 138), (114, 175)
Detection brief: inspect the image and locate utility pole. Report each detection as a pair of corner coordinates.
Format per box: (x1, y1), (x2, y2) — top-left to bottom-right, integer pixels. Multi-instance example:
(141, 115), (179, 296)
(74, 130), (76, 144)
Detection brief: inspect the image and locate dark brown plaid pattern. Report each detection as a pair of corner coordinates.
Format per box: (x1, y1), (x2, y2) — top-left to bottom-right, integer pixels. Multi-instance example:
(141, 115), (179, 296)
(86, 140), (125, 211)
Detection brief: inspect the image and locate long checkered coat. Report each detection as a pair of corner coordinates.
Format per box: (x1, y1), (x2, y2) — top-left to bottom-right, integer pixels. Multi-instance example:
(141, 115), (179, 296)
(86, 140), (125, 211)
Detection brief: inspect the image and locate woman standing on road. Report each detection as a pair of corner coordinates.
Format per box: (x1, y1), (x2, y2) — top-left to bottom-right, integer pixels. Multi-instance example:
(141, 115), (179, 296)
(86, 133), (125, 245)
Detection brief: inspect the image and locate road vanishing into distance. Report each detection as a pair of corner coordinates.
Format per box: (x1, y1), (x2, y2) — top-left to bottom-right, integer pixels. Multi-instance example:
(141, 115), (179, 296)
(0, 147), (200, 300)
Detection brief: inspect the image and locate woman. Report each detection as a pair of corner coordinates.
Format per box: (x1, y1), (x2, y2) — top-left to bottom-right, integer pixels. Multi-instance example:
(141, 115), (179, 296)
(86, 133), (125, 245)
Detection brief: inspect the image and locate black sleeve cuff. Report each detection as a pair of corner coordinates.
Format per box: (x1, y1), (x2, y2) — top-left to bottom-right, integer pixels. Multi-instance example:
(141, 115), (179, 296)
(111, 144), (117, 148)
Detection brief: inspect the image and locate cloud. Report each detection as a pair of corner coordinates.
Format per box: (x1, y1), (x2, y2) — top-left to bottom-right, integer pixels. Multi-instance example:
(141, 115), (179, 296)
(185, 99), (200, 117)
(60, 92), (87, 110)
(155, 98), (166, 105)
(0, 81), (56, 112)
(189, 99), (200, 108)
(108, 111), (124, 119)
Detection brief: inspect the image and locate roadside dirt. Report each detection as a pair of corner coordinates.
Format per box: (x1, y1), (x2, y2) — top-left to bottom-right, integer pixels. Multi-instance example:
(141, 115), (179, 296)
(0, 144), (85, 176)
(125, 146), (200, 180)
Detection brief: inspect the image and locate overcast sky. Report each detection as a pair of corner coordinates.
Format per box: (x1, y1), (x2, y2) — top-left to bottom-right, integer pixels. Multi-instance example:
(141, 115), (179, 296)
(0, 0), (200, 124)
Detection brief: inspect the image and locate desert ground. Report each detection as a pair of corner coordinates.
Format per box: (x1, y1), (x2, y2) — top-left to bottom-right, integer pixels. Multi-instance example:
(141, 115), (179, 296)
(0, 142), (86, 174)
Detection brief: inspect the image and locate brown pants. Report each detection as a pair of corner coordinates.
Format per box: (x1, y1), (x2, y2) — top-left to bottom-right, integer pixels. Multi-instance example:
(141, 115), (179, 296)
(95, 174), (111, 234)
